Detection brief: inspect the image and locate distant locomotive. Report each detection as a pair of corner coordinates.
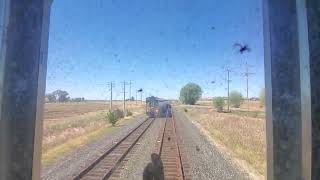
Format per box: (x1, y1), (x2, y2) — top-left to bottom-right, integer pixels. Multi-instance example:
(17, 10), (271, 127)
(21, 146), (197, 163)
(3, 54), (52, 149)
(146, 96), (172, 118)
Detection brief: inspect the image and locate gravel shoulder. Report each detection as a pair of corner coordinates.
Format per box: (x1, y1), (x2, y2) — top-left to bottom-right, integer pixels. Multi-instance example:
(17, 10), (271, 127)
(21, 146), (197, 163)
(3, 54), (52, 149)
(174, 110), (251, 180)
(41, 115), (147, 180)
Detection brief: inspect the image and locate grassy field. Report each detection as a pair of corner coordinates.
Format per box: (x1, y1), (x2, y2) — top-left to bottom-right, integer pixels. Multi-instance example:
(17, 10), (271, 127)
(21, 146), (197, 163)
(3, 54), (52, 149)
(178, 100), (266, 177)
(42, 101), (145, 165)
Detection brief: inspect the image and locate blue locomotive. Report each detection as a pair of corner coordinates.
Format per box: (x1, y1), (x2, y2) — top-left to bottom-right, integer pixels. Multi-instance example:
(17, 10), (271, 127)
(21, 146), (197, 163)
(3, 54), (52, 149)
(146, 96), (172, 118)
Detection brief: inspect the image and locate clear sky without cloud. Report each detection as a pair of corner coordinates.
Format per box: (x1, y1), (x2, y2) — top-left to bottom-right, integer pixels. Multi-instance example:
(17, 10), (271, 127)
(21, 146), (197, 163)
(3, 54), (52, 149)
(46, 0), (264, 100)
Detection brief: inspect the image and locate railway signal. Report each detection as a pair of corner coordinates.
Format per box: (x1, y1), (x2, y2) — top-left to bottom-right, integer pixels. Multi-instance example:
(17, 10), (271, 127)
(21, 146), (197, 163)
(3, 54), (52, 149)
(138, 88), (143, 104)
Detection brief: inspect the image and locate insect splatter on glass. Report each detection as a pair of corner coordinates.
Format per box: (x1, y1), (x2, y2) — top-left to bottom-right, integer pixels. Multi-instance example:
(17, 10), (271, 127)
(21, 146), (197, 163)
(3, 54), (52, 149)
(40, 1), (266, 179)
(5, 0), (318, 180)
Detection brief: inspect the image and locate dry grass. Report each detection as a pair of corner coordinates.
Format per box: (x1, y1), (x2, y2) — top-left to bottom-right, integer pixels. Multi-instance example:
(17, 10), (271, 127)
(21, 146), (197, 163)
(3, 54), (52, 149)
(230, 110), (265, 119)
(42, 101), (144, 165)
(198, 99), (264, 109)
(42, 125), (115, 165)
(42, 117), (136, 165)
(178, 104), (266, 176)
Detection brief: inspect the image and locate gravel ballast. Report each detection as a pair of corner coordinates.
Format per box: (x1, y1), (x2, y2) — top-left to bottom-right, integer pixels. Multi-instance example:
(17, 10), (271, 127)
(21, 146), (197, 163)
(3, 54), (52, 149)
(43, 112), (252, 180)
(174, 110), (251, 180)
(115, 112), (250, 180)
(41, 115), (147, 180)
(116, 118), (162, 180)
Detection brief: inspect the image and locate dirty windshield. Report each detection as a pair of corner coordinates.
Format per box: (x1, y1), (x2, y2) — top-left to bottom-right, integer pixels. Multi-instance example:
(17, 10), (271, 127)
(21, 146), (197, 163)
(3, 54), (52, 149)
(42, 1), (265, 180)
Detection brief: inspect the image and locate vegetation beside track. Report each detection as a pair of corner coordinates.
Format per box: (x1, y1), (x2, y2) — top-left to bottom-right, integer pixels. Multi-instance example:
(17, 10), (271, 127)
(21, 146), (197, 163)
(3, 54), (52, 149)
(177, 101), (266, 177)
(42, 102), (144, 166)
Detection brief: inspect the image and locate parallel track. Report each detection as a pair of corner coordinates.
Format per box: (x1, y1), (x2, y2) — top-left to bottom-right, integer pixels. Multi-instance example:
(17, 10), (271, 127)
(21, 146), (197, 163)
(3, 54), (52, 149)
(73, 118), (154, 180)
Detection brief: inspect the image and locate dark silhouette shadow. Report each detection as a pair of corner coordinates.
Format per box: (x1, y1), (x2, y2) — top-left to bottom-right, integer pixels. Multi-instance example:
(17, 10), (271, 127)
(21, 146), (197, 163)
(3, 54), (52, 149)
(143, 153), (164, 180)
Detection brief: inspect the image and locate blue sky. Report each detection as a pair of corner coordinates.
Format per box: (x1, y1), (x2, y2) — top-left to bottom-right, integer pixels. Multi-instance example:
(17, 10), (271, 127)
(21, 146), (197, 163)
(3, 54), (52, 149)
(46, 0), (264, 100)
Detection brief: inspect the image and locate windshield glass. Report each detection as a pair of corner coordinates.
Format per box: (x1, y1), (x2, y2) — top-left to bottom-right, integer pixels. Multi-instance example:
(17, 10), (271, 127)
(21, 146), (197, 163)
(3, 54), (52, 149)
(42, 1), (266, 179)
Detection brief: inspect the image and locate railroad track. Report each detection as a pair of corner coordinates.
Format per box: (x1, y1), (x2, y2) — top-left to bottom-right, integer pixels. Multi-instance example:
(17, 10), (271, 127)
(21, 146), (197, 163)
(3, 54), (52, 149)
(73, 118), (154, 180)
(155, 116), (186, 180)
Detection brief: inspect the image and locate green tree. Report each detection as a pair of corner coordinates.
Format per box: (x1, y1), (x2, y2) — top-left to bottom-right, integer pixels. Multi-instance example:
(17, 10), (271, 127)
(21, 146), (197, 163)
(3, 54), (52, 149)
(179, 83), (202, 105)
(229, 91), (243, 108)
(113, 109), (124, 119)
(52, 90), (70, 102)
(106, 111), (118, 126)
(46, 93), (56, 102)
(213, 97), (225, 112)
(71, 97), (85, 102)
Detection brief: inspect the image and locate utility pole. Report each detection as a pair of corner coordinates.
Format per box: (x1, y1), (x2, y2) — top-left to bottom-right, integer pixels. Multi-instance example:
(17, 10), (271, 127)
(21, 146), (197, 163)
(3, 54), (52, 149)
(211, 81), (215, 100)
(124, 82), (125, 113)
(107, 82), (114, 111)
(122, 81), (129, 113)
(129, 81), (132, 101)
(244, 62), (254, 110)
(136, 90), (138, 105)
(141, 91), (143, 104)
(225, 68), (232, 112)
(135, 91), (138, 104)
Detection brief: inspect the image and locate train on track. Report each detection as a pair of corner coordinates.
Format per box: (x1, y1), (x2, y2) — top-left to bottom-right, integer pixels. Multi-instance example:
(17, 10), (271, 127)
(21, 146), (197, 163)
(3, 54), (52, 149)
(146, 96), (172, 118)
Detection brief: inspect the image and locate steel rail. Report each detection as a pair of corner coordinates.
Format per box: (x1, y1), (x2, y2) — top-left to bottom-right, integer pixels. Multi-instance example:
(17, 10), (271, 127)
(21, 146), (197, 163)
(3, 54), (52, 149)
(73, 117), (154, 180)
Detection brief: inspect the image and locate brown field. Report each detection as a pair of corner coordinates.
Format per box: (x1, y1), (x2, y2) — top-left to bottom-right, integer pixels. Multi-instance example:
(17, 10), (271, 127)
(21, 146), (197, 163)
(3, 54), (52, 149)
(177, 100), (266, 177)
(42, 101), (145, 165)
(44, 101), (144, 120)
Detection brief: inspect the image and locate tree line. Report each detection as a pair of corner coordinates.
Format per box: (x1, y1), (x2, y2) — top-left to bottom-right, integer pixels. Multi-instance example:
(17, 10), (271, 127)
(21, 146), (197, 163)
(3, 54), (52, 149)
(179, 82), (265, 112)
(45, 90), (85, 103)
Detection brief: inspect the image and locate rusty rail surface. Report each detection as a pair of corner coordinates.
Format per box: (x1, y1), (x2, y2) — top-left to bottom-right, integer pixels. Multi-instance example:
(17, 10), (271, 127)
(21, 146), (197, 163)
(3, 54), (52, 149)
(157, 115), (186, 180)
(73, 118), (154, 180)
